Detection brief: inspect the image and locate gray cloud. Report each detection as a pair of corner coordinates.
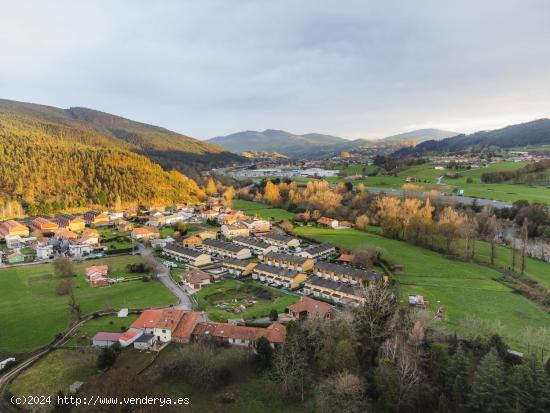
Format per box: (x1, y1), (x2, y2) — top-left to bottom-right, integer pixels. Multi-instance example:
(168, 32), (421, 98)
(1, 0), (550, 139)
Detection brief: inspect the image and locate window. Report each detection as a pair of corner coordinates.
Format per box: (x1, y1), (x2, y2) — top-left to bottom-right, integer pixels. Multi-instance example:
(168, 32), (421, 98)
(162, 329), (166, 333)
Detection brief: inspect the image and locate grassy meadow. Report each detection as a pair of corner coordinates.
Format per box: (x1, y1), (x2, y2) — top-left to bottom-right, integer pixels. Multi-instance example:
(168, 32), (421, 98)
(0, 255), (176, 356)
(231, 199), (295, 220)
(295, 161), (550, 204)
(293, 226), (550, 350)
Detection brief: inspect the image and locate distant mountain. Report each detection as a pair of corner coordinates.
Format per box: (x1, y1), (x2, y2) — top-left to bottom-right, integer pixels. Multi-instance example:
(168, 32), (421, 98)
(395, 119), (550, 156)
(381, 128), (460, 143)
(208, 128), (460, 158)
(0, 99), (245, 212)
(207, 129), (349, 158)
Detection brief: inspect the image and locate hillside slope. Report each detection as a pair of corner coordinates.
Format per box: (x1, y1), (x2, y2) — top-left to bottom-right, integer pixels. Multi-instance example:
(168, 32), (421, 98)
(0, 99), (243, 176)
(395, 119), (550, 155)
(381, 128), (459, 143)
(0, 100), (207, 213)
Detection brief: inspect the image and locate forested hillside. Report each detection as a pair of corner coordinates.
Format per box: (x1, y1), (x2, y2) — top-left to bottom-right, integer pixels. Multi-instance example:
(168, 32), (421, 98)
(0, 99), (243, 177)
(395, 119), (550, 155)
(0, 103), (207, 216)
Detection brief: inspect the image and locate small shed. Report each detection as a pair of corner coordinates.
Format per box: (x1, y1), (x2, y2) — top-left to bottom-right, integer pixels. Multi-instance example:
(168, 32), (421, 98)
(117, 308), (129, 318)
(92, 332), (123, 348)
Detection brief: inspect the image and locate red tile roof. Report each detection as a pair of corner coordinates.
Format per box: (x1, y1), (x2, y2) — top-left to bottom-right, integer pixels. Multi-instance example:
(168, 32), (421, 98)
(288, 296), (335, 318)
(193, 322), (286, 344)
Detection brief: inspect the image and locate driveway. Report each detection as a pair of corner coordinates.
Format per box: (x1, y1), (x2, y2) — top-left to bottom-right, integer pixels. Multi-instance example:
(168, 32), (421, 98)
(138, 244), (193, 310)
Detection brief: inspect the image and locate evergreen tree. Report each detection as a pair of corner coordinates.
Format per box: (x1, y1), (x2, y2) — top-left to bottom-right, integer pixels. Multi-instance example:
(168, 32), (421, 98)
(446, 345), (470, 411)
(468, 348), (509, 413)
(509, 356), (550, 413)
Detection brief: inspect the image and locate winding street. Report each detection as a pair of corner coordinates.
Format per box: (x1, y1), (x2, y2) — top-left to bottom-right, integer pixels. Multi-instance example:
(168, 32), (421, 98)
(138, 244), (193, 310)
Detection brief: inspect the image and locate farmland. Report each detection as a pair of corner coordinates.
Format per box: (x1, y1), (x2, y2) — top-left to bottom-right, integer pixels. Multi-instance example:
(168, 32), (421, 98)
(231, 199), (295, 220)
(194, 279), (299, 322)
(293, 226), (550, 350)
(295, 161), (550, 204)
(0, 255), (176, 356)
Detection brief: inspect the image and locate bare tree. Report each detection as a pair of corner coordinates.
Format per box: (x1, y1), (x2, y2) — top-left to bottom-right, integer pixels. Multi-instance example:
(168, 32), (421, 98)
(521, 217), (528, 274)
(381, 336), (421, 411)
(353, 279), (398, 370)
(488, 214), (498, 265)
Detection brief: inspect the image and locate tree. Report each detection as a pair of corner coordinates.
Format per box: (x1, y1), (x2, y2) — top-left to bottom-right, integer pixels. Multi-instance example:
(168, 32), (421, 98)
(468, 348), (508, 413)
(374, 358), (400, 413)
(521, 217), (528, 274)
(509, 356), (550, 412)
(315, 372), (368, 413)
(206, 178), (218, 196)
(97, 346), (118, 369)
(255, 336), (273, 371)
(53, 257), (75, 278)
(351, 245), (380, 269)
(222, 186), (235, 207)
(353, 279), (397, 370)
(269, 308), (279, 321)
(67, 285), (81, 321)
(438, 207), (466, 253)
(488, 214), (497, 265)
(264, 181), (281, 206)
(271, 334), (308, 400)
(280, 220), (294, 232)
(355, 214), (370, 230)
(446, 345), (471, 410)
(55, 279), (72, 296)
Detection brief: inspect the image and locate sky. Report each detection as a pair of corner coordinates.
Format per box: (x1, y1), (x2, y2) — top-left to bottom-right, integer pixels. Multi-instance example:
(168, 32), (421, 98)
(1, 0), (550, 140)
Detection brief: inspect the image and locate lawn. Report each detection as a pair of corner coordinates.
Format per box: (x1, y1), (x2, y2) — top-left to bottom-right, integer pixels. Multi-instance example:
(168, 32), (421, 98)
(9, 348), (98, 399)
(232, 199), (295, 221)
(64, 314), (138, 347)
(293, 226), (550, 350)
(195, 279), (299, 322)
(0, 255), (176, 357)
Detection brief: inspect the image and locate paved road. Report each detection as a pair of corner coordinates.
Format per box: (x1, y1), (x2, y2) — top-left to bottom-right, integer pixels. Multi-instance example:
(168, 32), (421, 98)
(327, 182), (513, 209)
(362, 186), (513, 209)
(138, 245), (193, 310)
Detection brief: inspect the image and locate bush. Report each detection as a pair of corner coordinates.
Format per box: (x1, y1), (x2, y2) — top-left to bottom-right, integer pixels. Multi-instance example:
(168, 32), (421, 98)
(55, 279), (73, 295)
(269, 309), (279, 321)
(97, 347), (118, 369)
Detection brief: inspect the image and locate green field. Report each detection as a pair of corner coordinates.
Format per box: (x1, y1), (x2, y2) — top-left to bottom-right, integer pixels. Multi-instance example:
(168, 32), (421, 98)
(294, 226), (550, 350)
(195, 279), (299, 322)
(99, 228), (135, 251)
(0, 255), (176, 356)
(9, 348), (98, 400)
(295, 161), (550, 204)
(231, 199), (295, 221)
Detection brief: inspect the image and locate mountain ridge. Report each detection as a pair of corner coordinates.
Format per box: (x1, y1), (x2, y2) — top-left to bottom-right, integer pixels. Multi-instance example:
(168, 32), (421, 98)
(207, 128), (459, 158)
(394, 119), (550, 156)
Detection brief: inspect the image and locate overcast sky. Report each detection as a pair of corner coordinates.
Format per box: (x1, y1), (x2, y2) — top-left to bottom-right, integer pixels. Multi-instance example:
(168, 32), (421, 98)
(1, 1), (550, 140)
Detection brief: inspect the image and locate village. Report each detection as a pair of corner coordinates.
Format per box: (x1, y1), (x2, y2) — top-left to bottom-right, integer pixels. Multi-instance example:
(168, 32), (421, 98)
(0, 198), (391, 371)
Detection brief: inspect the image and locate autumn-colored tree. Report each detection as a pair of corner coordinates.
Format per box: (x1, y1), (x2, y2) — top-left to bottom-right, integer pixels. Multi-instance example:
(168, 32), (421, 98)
(376, 196), (403, 238)
(264, 181), (281, 206)
(438, 206), (466, 253)
(205, 178), (218, 196)
(355, 214), (370, 230)
(221, 186), (235, 207)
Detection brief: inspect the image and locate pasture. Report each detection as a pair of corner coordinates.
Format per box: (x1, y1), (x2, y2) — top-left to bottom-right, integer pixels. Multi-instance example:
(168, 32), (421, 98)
(0, 255), (176, 356)
(231, 199), (295, 221)
(293, 226), (550, 350)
